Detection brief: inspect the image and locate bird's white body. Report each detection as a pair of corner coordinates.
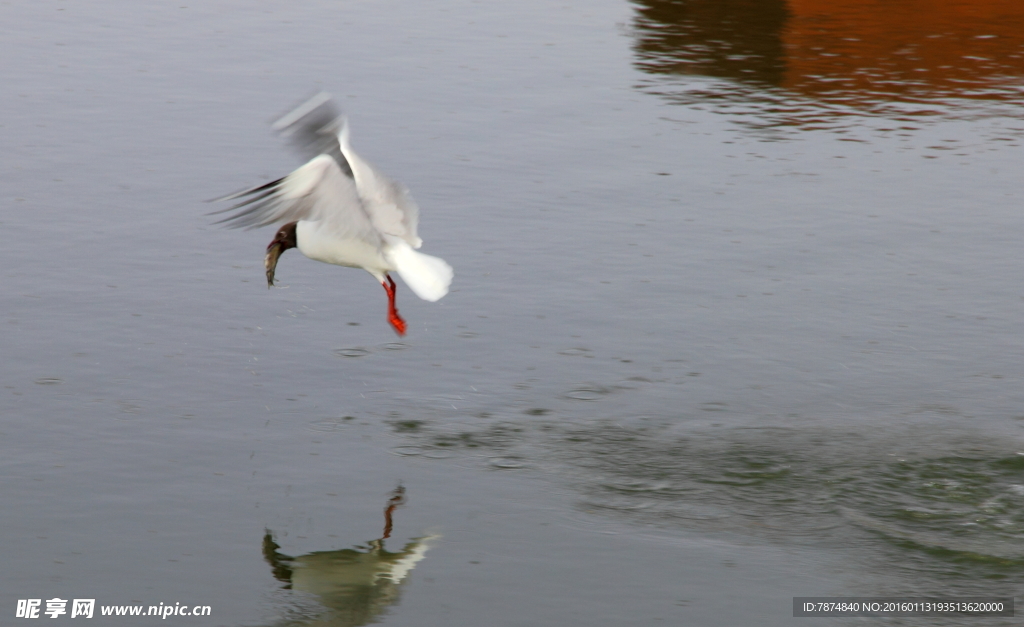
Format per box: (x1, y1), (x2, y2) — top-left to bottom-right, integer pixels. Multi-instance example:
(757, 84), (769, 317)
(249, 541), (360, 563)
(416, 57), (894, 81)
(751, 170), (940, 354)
(295, 219), (387, 274)
(282, 141), (453, 302)
(296, 220), (451, 302)
(214, 93), (453, 332)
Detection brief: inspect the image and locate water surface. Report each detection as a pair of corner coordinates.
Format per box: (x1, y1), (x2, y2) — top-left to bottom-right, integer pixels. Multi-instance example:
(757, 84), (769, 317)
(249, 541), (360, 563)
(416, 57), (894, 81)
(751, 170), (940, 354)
(3, 0), (1024, 625)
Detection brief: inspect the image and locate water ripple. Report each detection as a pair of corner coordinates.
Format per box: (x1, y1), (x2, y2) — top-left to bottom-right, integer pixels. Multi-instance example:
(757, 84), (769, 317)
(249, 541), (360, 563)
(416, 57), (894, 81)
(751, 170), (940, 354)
(334, 347), (371, 358)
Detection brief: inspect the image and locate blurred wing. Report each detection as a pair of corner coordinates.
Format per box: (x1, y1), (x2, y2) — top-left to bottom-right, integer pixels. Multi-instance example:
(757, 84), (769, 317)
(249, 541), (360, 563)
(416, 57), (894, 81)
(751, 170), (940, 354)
(211, 155), (383, 247)
(271, 92), (351, 177)
(339, 122), (422, 248)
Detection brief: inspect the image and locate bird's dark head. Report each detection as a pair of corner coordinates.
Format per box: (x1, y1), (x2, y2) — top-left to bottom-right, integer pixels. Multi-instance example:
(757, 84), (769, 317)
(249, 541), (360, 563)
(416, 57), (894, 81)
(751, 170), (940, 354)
(264, 221), (298, 287)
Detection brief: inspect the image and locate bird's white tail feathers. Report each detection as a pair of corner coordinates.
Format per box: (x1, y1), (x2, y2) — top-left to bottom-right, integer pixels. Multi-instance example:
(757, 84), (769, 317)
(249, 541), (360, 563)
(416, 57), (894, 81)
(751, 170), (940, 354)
(388, 241), (453, 302)
(337, 116), (351, 151)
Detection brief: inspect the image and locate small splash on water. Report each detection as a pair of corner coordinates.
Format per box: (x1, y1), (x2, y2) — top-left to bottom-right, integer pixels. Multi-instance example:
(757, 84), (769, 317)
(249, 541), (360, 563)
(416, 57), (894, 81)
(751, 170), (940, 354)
(392, 445), (426, 457)
(334, 347), (371, 358)
(558, 347), (593, 358)
(390, 445), (454, 460)
(488, 456), (526, 470)
(563, 385), (612, 401)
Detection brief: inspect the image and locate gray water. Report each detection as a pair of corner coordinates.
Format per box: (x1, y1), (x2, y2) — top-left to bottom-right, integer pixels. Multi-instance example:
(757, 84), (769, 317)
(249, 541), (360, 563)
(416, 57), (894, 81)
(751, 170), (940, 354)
(4, 0), (1024, 625)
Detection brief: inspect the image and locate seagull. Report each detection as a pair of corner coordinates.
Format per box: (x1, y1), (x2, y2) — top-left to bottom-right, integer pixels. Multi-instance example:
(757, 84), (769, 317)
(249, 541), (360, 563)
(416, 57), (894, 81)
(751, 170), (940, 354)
(211, 93), (453, 336)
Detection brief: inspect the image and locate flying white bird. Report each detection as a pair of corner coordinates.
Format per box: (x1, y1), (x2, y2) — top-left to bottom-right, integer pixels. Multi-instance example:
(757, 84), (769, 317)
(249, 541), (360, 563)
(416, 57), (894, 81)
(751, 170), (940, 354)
(211, 93), (453, 335)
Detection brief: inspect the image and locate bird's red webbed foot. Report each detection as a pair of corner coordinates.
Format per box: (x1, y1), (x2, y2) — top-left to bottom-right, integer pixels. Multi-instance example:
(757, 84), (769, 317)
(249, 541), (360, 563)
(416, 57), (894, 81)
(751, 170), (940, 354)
(382, 275), (407, 336)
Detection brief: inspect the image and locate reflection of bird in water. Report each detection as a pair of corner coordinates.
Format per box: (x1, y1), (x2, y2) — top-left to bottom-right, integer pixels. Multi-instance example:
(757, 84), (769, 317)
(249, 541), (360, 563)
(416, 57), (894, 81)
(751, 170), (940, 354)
(212, 93), (453, 336)
(262, 486), (437, 627)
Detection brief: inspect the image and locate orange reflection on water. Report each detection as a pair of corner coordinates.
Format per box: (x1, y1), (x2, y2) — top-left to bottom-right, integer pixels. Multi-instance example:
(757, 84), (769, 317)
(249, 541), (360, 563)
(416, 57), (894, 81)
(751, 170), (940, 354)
(783, 0), (1024, 104)
(630, 0), (1024, 130)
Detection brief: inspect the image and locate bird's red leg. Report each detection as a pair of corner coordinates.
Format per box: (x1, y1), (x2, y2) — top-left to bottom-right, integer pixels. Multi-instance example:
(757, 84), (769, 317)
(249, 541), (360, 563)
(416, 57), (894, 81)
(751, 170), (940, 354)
(383, 275), (407, 336)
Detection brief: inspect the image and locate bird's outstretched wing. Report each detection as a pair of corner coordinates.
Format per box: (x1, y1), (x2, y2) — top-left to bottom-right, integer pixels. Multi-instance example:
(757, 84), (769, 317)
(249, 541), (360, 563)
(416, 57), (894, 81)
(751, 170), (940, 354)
(339, 120), (422, 248)
(209, 155), (383, 247)
(210, 93), (421, 250)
